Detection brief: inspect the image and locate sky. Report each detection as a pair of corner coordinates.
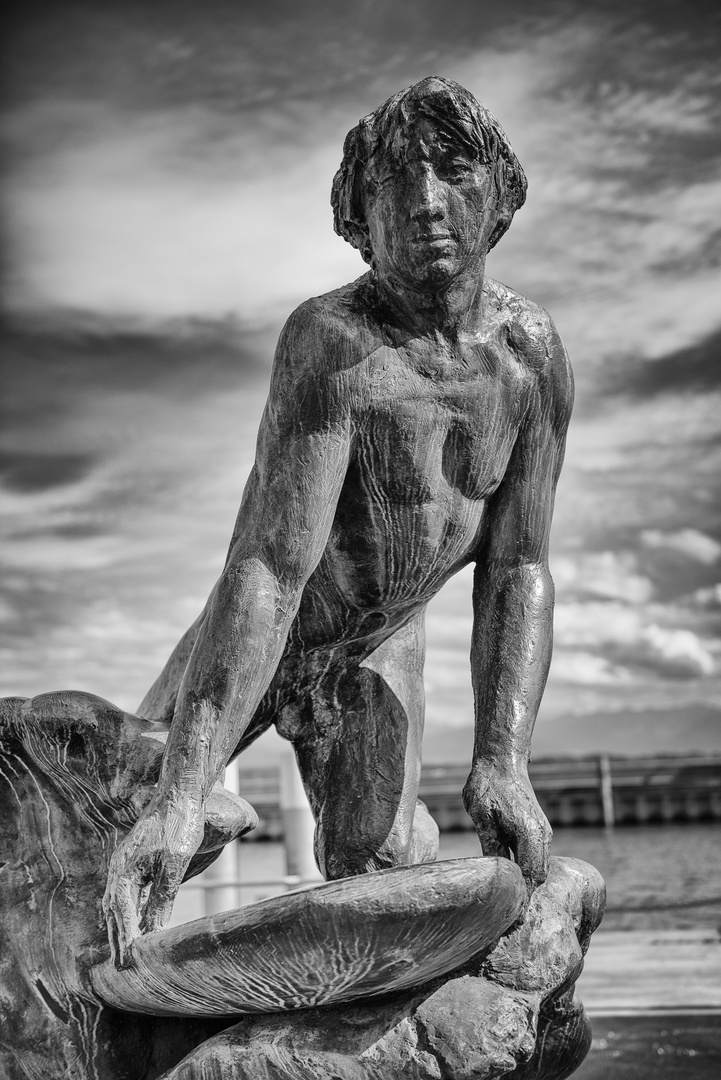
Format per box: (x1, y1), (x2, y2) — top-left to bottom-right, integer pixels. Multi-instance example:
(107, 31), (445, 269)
(2, 0), (720, 762)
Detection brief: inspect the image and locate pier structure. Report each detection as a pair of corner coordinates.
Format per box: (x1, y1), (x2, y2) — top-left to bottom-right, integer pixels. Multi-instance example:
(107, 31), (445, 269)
(236, 755), (721, 839)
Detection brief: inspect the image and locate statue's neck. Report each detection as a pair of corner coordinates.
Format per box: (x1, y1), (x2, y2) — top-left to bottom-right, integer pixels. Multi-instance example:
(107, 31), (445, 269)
(373, 265), (486, 340)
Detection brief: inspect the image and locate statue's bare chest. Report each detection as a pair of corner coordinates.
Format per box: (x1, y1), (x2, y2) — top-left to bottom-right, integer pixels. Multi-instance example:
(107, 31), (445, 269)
(354, 341), (530, 503)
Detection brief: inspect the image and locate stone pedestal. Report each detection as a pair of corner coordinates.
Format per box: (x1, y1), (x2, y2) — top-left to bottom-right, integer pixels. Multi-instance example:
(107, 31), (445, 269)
(1, 691), (604, 1080)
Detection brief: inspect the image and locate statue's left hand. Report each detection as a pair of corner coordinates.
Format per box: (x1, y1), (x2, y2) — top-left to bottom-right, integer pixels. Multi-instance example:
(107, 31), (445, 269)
(462, 762), (551, 895)
(102, 797), (205, 969)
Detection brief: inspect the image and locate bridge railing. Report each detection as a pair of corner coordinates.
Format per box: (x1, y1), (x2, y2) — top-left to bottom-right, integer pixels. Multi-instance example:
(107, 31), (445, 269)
(236, 754), (721, 835)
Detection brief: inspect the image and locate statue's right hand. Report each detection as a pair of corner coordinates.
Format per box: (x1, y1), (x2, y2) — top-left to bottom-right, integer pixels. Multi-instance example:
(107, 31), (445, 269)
(102, 798), (204, 969)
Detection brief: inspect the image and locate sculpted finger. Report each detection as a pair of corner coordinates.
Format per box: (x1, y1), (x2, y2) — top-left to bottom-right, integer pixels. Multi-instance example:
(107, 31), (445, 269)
(474, 816), (511, 860)
(512, 817), (551, 893)
(107, 898), (141, 969)
(141, 890), (177, 934)
(104, 873), (143, 969)
(140, 861), (183, 934)
(105, 909), (122, 970)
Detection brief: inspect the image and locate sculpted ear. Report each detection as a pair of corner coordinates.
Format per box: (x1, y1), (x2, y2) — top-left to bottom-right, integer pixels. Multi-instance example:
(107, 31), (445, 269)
(331, 118), (375, 266)
(486, 157), (525, 252)
(486, 209), (512, 252)
(485, 163), (510, 252)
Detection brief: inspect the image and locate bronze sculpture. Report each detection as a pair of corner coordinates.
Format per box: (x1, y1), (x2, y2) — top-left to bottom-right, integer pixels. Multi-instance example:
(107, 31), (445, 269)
(105, 75), (573, 966)
(1, 689), (604, 1079)
(0, 78), (603, 1080)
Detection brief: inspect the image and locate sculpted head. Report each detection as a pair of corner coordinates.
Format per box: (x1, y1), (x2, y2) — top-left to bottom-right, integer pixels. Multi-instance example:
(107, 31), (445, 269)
(332, 77), (527, 290)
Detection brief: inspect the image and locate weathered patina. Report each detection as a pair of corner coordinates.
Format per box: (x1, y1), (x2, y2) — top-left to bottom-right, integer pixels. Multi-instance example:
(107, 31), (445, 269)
(1, 79), (602, 1080)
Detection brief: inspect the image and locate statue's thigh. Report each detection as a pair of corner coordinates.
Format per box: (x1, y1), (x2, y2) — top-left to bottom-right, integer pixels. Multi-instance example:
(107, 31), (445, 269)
(287, 616), (427, 878)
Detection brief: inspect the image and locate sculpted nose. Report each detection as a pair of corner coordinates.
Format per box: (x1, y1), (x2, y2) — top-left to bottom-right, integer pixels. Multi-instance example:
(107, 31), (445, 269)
(408, 166), (444, 223)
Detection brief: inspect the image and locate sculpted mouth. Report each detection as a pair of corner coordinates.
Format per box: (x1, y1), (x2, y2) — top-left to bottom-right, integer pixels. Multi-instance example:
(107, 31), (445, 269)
(414, 234), (453, 244)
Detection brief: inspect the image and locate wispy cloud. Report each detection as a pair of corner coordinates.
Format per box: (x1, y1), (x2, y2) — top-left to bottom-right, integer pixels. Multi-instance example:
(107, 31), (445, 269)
(2, 1), (720, 754)
(3, 100), (362, 322)
(6, 10), (720, 363)
(641, 528), (721, 565)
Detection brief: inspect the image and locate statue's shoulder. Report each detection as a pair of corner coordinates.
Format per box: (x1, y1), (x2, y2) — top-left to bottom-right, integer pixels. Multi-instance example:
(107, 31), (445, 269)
(486, 278), (573, 413)
(268, 278), (374, 418)
(280, 275), (377, 365)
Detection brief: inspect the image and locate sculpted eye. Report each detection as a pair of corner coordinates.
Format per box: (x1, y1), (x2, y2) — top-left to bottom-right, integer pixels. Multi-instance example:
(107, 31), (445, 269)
(367, 172), (394, 199)
(437, 162), (472, 183)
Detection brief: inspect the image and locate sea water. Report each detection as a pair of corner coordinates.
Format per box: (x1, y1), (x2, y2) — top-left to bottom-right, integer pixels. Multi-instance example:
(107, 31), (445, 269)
(219, 823), (721, 932)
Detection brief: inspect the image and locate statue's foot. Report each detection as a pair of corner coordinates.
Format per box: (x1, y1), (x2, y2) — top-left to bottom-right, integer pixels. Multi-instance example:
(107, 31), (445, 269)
(2, 689), (605, 1080)
(92, 856), (526, 1017)
(149, 856), (605, 1080)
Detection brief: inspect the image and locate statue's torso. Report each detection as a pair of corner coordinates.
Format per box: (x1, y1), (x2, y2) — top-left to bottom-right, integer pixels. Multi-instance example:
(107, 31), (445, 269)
(292, 299), (535, 650)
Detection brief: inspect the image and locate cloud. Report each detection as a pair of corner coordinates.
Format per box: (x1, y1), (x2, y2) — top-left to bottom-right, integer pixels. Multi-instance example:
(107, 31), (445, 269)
(2, 100), (361, 322)
(555, 601), (642, 649)
(0, 597), (202, 709)
(595, 83), (718, 137)
(0, 597), (17, 623)
(611, 327), (721, 397)
(5, 7), (720, 367)
(0, 322), (272, 707)
(0, 451), (95, 493)
(554, 599), (718, 680)
(552, 551), (654, 603)
(474, 23), (721, 378)
(641, 528), (721, 565)
(550, 650), (630, 685)
(641, 623), (715, 677)
(3, 2), (721, 752)
(690, 583), (721, 610)
(552, 389), (721, 590)
(2, 535), (124, 573)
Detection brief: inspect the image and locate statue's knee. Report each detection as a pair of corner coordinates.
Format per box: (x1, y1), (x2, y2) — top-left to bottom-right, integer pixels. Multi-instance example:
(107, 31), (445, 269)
(316, 826), (410, 881)
(409, 799), (439, 864)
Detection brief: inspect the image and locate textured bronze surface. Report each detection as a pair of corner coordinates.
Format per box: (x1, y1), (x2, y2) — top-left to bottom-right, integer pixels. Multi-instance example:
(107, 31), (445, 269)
(155, 857), (605, 1080)
(92, 858), (525, 1016)
(0, 692), (254, 1080)
(105, 76), (573, 972)
(1, 77), (604, 1080)
(0, 677), (604, 1078)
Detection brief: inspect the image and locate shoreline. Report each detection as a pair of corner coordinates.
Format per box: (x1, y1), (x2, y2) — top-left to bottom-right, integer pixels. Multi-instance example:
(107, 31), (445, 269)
(579, 928), (721, 1014)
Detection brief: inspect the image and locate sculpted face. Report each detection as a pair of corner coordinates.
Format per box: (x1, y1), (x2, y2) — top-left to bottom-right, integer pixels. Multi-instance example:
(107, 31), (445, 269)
(364, 117), (498, 293)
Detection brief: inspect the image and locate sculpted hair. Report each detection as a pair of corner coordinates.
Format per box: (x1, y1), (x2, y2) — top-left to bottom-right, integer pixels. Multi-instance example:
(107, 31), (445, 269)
(332, 76), (527, 264)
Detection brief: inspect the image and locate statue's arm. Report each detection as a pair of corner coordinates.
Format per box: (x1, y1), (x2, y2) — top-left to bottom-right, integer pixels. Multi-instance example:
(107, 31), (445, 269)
(463, 313), (573, 892)
(104, 306), (353, 966)
(160, 370), (352, 802)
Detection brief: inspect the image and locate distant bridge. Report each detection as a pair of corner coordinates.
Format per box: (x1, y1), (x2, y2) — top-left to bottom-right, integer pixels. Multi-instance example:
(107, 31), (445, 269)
(237, 754), (721, 839)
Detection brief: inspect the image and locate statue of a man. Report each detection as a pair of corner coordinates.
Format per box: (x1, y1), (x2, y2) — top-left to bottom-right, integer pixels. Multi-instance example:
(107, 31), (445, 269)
(104, 77), (573, 968)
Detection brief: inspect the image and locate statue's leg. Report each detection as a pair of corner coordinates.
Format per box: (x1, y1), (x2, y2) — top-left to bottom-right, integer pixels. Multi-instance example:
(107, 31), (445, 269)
(276, 611), (438, 880)
(137, 608), (208, 720)
(137, 605), (279, 755)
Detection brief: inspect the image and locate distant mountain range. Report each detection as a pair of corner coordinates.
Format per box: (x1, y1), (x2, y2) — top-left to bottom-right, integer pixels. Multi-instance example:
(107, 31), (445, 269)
(424, 703), (721, 763)
(235, 703), (721, 769)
